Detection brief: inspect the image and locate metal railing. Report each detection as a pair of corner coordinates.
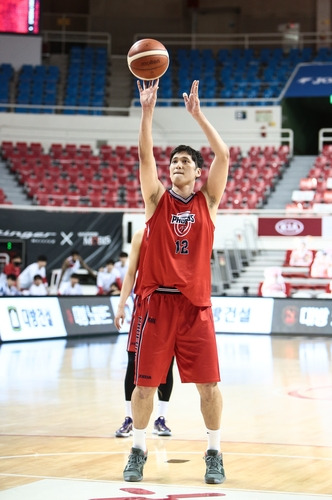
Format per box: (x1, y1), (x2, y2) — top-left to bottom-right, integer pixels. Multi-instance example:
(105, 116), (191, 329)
(42, 30), (111, 54)
(133, 31), (332, 51)
(0, 103), (129, 117)
(318, 128), (332, 152)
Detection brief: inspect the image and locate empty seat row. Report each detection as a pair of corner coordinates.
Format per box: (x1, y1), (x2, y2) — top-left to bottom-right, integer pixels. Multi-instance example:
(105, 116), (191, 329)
(132, 46), (331, 105)
(288, 149), (332, 210)
(1, 141), (290, 209)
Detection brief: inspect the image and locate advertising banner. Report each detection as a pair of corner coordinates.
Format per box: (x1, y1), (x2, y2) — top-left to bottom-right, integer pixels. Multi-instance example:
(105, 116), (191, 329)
(258, 217), (322, 237)
(284, 63), (332, 97)
(58, 295), (134, 336)
(1, 296), (331, 342)
(0, 296), (66, 341)
(272, 298), (332, 335)
(0, 208), (123, 275)
(211, 296), (274, 334)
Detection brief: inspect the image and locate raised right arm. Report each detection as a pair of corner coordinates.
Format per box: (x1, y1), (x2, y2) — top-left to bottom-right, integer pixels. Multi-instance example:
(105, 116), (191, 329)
(137, 80), (165, 220)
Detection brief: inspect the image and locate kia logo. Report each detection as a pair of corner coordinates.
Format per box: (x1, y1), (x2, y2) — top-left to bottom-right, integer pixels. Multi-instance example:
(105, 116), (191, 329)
(275, 219), (304, 235)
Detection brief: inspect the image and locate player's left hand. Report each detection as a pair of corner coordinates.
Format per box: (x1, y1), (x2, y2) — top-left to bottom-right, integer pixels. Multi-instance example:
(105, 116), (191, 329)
(183, 80), (201, 116)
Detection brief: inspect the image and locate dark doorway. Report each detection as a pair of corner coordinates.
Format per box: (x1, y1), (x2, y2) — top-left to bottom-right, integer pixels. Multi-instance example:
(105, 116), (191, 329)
(282, 97), (332, 155)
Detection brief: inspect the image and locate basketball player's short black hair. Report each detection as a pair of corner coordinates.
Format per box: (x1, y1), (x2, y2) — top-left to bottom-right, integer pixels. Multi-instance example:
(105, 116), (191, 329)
(170, 145), (204, 169)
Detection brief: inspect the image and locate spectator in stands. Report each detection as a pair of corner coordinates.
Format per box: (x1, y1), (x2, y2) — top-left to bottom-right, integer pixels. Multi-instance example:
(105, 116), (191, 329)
(29, 274), (48, 296)
(327, 250), (332, 278)
(261, 267), (288, 297)
(2, 254), (23, 279)
(61, 273), (83, 295)
(325, 280), (332, 294)
(58, 250), (95, 294)
(310, 250), (330, 278)
(289, 239), (313, 267)
(114, 251), (129, 284)
(108, 281), (121, 295)
(97, 259), (122, 295)
(0, 274), (21, 296)
(17, 255), (48, 292)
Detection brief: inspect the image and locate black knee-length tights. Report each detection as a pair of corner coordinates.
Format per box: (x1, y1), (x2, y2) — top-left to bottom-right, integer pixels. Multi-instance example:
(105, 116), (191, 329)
(124, 351), (174, 402)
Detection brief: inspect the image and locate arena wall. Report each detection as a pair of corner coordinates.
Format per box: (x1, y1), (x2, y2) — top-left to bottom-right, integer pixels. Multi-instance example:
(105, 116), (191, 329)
(0, 105), (282, 153)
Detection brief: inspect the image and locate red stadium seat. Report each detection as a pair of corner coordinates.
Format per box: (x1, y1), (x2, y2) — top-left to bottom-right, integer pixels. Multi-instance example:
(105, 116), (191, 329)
(218, 193), (229, 209)
(229, 145), (241, 162)
(129, 145), (139, 161)
(316, 180), (327, 192)
(30, 142), (43, 154)
(88, 193), (104, 207)
(233, 167), (244, 181)
(122, 157), (137, 171)
(103, 191), (118, 206)
(80, 166), (95, 181)
(323, 191), (332, 203)
(34, 192), (51, 206)
(90, 179), (105, 192)
(248, 145), (262, 160)
(89, 156), (101, 170)
(115, 145), (128, 159)
(126, 177), (140, 192)
(116, 167), (131, 185)
(108, 156), (121, 169)
(100, 145), (113, 161)
(16, 141), (28, 154)
(62, 145), (77, 159)
(79, 144), (93, 158)
(50, 194), (65, 206)
(300, 178), (317, 190)
(65, 195), (80, 207)
(55, 179), (71, 194)
(50, 144), (63, 158)
(74, 179), (90, 196)
(99, 167), (115, 183)
(153, 146), (164, 159)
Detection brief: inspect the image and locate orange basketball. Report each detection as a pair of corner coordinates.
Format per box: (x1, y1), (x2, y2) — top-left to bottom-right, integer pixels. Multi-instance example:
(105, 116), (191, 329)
(127, 38), (169, 81)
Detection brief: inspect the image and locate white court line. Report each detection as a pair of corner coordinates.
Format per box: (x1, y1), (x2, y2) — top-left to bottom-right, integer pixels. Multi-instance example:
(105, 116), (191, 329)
(1, 450), (332, 462)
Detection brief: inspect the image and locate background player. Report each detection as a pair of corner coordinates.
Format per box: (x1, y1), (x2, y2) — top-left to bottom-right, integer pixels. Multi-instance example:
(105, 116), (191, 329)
(115, 228), (174, 438)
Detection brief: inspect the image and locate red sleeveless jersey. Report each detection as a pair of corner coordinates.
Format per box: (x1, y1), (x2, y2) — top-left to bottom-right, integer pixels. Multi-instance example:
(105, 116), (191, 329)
(133, 228), (148, 296)
(140, 189), (214, 306)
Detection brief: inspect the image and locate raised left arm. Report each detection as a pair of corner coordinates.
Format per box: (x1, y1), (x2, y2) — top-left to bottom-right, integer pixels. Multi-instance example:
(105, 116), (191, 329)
(183, 80), (229, 221)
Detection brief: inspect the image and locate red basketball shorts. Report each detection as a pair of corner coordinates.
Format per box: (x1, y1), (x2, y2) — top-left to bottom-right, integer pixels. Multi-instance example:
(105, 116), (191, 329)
(127, 295), (142, 353)
(134, 291), (220, 386)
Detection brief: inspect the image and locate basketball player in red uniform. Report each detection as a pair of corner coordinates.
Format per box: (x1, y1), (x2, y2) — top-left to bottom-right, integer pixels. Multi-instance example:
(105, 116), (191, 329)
(114, 228), (174, 438)
(123, 79), (229, 484)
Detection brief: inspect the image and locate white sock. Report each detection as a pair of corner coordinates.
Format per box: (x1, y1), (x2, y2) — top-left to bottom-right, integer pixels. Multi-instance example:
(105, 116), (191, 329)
(206, 428), (221, 452)
(125, 401), (132, 419)
(133, 427), (147, 452)
(156, 401), (169, 419)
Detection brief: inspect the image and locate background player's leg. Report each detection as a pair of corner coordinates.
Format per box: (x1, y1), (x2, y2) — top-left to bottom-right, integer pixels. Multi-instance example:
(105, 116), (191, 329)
(115, 351), (136, 437)
(154, 357), (174, 436)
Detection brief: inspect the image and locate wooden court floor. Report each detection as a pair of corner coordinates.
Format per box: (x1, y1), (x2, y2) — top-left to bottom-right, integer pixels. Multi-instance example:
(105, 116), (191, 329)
(0, 333), (332, 499)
